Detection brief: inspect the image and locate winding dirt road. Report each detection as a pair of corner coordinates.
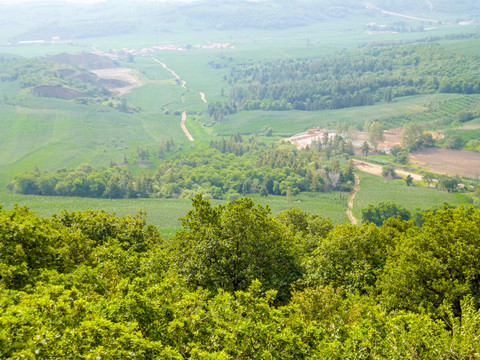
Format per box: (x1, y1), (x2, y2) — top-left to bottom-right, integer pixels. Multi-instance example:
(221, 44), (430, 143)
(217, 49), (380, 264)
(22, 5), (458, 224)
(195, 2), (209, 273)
(347, 175), (361, 225)
(151, 56), (208, 141)
(181, 111), (194, 141)
(151, 57), (187, 89)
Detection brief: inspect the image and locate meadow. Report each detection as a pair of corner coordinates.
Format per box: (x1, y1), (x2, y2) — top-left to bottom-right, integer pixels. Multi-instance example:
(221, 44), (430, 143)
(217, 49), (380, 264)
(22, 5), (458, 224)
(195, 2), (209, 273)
(0, 188), (349, 238)
(215, 93), (465, 137)
(352, 172), (474, 220)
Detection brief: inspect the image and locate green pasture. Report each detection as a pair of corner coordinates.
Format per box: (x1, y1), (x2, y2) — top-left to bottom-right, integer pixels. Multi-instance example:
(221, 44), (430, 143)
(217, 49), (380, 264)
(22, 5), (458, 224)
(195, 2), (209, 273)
(352, 172), (475, 221)
(152, 50), (230, 99)
(0, 189), (349, 238)
(0, 99), (191, 185)
(441, 36), (480, 56)
(215, 94), (464, 136)
(125, 83), (185, 112)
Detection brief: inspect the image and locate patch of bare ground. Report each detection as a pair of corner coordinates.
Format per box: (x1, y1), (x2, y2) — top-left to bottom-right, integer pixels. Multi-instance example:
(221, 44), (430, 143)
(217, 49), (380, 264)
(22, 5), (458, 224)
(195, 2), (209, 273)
(285, 126), (445, 153)
(411, 147), (480, 178)
(90, 68), (143, 95)
(355, 127), (403, 151)
(352, 159), (423, 180)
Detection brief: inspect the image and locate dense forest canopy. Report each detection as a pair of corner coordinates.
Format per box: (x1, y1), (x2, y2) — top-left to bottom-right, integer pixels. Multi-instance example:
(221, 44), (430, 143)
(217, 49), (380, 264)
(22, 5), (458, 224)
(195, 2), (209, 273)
(217, 43), (480, 116)
(2, 201), (480, 358)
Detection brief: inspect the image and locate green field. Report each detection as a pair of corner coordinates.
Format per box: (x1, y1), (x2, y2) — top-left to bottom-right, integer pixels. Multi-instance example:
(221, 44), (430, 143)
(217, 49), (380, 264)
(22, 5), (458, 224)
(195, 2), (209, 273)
(215, 94), (467, 137)
(352, 172), (474, 220)
(0, 188), (349, 238)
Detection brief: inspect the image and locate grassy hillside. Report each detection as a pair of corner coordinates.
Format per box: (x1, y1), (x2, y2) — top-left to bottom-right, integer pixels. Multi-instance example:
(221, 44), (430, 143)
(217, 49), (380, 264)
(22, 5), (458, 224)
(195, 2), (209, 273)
(352, 173), (474, 221)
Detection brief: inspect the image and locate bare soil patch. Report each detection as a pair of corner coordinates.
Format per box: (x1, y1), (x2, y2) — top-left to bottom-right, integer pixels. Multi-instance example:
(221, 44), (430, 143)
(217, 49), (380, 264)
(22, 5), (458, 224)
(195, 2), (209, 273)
(355, 127), (403, 151)
(91, 68), (143, 95)
(285, 126), (443, 152)
(285, 127), (403, 151)
(352, 159), (423, 180)
(411, 147), (480, 178)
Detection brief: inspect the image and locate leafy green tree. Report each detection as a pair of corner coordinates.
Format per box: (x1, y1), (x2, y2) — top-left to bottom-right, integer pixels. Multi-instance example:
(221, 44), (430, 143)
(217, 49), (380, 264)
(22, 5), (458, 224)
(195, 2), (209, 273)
(382, 165), (397, 179)
(368, 121), (384, 150)
(303, 222), (395, 294)
(172, 195), (301, 300)
(396, 151), (409, 164)
(457, 110), (475, 123)
(405, 174), (414, 186)
(377, 205), (480, 316)
(439, 175), (460, 192)
(446, 134), (464, 149)
(361, 141), (370, 157)
(390, 145), (403, 157)
(401, 123), (423, 150)
(276, 208), (333, 254)
(0, 205), (92, 289)
(362, 201), (411, 226)
(423, 171), (435, 187)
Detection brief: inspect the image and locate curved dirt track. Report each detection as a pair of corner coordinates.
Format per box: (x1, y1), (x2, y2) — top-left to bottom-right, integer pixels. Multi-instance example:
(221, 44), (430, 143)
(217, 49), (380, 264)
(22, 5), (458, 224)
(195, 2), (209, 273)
(181, 111), (194, 141)
(347, 175), (361, 225)
(151, 56), (209, 141)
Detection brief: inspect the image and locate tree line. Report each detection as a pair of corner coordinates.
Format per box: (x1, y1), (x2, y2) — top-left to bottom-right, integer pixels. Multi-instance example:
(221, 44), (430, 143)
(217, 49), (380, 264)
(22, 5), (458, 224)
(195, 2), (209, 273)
(208, 42), (480, 120)
(8, 135), (355, 200)
(2, 200), (480, 358)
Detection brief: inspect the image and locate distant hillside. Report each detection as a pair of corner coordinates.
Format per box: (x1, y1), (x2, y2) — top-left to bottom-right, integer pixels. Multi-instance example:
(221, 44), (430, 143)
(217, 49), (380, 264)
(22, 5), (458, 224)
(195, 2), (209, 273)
(162, 0), (364, 30)
(3, 0), (480, 43)
(0, 55), (116, 101)
(370, 0), (480, 14)
(45, 53), (119, 70)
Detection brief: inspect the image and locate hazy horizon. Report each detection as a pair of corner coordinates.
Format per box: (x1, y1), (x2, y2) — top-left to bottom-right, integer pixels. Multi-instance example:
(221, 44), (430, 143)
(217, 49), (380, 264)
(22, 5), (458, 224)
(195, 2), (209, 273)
(0, 0), (198, 4)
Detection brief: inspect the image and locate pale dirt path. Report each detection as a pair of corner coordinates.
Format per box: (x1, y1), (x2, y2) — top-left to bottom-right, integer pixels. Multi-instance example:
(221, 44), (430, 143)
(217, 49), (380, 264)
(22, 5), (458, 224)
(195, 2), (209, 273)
(151, 56), (208, 141)
(365, 2), (439, 23)
(151, 56), (207, 102)
(151, 57), (187, 89)
(347, 175), (361, 225)
(352, 159), (423, 180)
(181, 111), (194, 141)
